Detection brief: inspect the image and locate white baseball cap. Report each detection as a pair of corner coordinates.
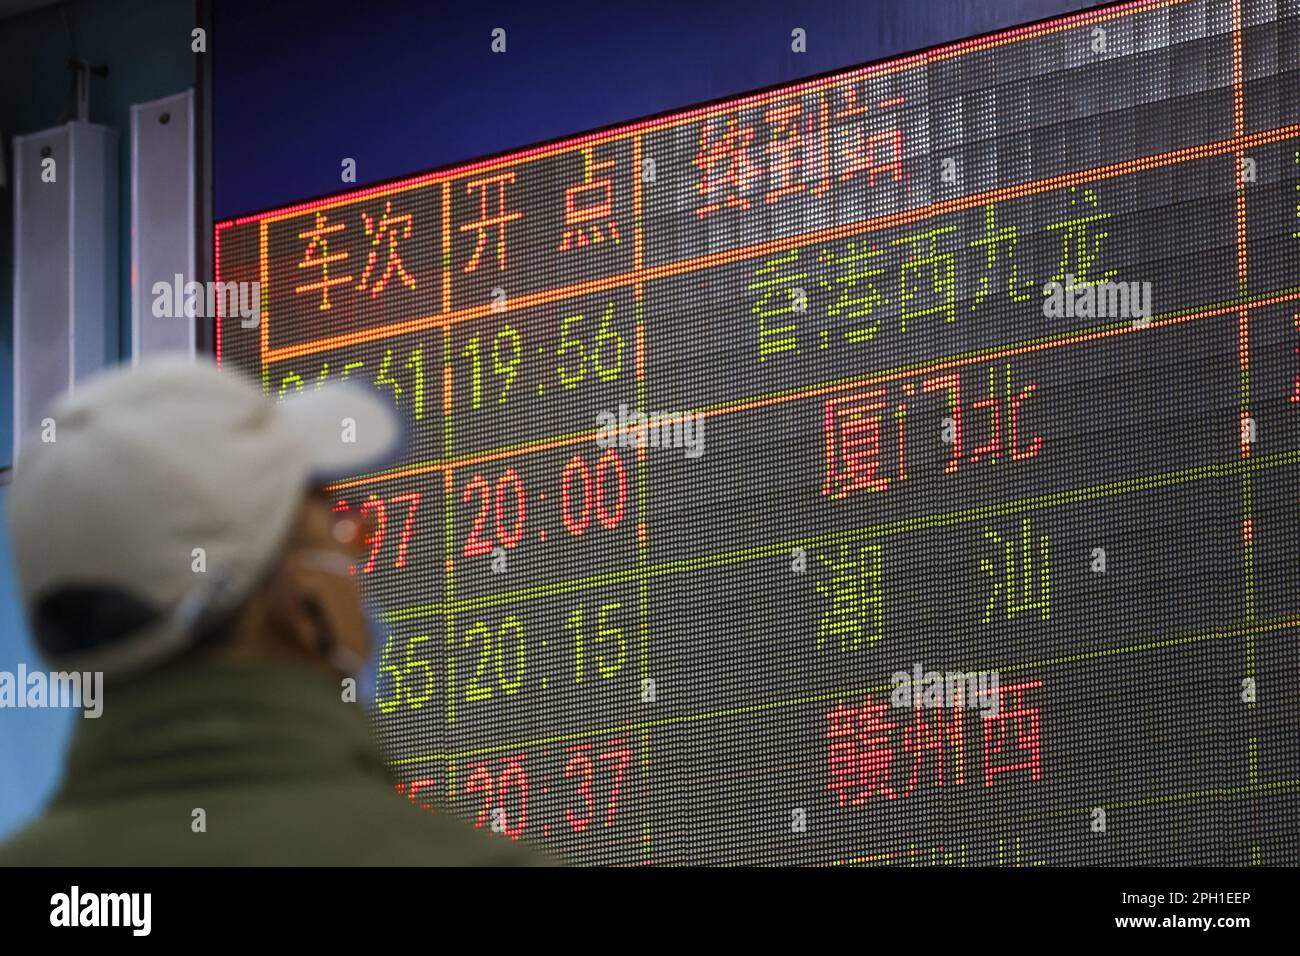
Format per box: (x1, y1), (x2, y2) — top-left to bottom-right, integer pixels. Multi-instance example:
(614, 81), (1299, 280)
(7, 354), (405, 678)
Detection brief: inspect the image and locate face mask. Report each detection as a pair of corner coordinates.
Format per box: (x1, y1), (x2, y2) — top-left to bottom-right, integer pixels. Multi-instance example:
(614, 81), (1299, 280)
(294, 548), (384, 700)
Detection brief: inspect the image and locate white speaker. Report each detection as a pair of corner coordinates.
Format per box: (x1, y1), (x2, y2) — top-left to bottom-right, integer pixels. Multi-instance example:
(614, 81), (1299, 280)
(12, 121), (119, 455)
(130, 90), (196, 361)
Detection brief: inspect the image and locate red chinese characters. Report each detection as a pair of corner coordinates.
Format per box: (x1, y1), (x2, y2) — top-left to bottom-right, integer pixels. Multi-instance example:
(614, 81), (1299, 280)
(827, 697), (898, 803)
(822, 387), (894, 498)
(982, 680), (1044, 788)
(693, 116), (760, 217)
(693, 81), (907, 219)
(826, 682), (1043, 807)
(821, 365), (1043, 500)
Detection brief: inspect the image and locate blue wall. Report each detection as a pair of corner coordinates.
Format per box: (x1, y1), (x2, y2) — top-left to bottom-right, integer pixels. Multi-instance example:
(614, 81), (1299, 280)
(0, 486), (72, 839)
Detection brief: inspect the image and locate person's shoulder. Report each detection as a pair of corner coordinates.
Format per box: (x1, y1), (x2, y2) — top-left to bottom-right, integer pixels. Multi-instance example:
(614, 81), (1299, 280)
(295, 775), (558, 865)
(0, 832), (38, 865)
(0, 812), (78, 866)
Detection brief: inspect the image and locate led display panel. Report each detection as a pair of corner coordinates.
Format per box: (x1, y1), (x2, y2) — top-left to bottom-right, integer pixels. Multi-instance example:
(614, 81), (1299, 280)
(215, 0), (1300, 864)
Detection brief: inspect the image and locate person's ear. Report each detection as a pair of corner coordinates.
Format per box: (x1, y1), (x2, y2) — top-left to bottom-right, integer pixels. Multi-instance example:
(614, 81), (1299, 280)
(263, 558), (320, 657)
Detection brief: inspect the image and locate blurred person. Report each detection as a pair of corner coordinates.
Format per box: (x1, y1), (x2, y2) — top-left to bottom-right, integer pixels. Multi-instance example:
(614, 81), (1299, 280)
(0, 357), (553, 866)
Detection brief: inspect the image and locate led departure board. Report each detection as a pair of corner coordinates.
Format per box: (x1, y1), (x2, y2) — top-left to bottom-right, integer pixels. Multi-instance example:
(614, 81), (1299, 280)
(214, 0), (1300, 865)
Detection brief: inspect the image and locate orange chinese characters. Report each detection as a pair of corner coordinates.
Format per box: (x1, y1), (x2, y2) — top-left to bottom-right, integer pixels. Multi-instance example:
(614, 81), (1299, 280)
(356, 200), (417, 297)
(558, 147), (622, 252)
(461, 172), (523, 273)
(294, 211), (353, 311)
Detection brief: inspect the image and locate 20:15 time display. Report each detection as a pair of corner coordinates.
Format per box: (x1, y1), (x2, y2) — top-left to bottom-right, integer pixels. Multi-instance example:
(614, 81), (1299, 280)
(372, 597), (631, 718)
(449, 599), (629, 722)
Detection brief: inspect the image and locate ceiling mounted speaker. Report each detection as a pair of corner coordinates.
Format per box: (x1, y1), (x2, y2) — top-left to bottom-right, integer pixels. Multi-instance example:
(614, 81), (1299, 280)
(12, 121), (118, 457)
(131, 90), (197, 363)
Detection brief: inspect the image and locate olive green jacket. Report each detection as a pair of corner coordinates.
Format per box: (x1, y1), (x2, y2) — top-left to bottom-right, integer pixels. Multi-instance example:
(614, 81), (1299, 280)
(0, 659), (553, 866)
